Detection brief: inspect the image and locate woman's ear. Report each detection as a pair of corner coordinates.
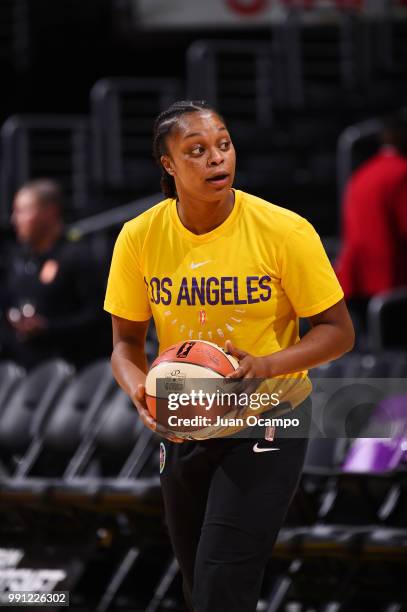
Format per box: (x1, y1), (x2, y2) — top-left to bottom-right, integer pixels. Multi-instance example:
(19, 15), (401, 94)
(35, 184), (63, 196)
(161, 155), (175, 176)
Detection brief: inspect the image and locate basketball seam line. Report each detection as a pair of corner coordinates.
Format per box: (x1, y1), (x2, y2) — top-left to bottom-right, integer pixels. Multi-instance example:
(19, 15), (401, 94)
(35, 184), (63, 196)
(149, 360), (235, 378)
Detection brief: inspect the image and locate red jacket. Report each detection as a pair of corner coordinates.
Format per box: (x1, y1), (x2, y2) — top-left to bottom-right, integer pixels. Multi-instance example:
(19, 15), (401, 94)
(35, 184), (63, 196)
(336, 149), (407, 298)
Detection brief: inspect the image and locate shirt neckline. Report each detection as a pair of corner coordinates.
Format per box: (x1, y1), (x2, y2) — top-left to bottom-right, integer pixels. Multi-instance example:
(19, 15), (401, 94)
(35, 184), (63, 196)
(169, 189), (242, 243)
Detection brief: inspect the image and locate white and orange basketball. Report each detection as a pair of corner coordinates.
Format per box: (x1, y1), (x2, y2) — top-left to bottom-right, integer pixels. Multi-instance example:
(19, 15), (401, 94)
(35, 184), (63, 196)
(145, 340), (240, 439)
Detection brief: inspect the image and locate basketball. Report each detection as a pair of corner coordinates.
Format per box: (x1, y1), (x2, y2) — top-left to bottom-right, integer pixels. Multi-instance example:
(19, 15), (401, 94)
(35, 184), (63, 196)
(145, 340), (240, 439)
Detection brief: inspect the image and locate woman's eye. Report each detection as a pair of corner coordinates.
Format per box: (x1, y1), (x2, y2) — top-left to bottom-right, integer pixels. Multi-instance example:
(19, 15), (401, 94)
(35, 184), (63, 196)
(219, 141), (231, 151)
(191, 145), (204, 155)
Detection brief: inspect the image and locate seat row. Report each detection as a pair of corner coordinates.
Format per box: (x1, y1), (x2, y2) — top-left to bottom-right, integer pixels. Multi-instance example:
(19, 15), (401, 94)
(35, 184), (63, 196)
(0, 360), (159, 487)
(0, 357), (405, 610)
(0, 355), (406, 512)
(1, 18), (406, 226)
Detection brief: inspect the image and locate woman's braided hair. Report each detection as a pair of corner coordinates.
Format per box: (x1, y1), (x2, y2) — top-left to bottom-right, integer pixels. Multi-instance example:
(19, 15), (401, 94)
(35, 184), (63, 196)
(152, 100), (218, 199)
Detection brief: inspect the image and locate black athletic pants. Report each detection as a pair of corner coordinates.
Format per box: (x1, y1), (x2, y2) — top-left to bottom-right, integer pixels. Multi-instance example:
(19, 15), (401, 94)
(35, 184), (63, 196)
(159, 401), (310, 612)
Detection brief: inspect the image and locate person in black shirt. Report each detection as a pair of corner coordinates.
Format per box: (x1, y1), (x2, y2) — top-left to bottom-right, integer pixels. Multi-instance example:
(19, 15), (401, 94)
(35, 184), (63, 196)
(1, 179), (108, 369)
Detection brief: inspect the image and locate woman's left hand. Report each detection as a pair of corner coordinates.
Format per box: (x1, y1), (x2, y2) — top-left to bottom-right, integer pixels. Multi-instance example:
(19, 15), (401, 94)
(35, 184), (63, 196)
(224, 340), (271, 379)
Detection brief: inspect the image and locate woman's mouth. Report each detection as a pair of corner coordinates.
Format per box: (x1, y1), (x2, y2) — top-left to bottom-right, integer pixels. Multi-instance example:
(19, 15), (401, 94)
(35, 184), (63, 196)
(206, 173), (230, 187)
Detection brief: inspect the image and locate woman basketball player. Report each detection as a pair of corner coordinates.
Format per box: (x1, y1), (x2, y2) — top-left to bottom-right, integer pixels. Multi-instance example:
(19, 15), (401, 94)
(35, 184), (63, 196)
(104, 101), (355, 612)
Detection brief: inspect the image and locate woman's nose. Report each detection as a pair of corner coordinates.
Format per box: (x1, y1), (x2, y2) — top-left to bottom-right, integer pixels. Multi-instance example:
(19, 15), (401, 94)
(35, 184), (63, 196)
(207, 148), (224, 166)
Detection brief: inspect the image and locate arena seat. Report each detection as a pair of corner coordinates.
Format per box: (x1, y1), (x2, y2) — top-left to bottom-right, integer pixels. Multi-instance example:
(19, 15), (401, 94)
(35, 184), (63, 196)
(357, 350), (407, 378)
(90, 77), (182, 194)
(143, 557), (179, 612)
(0, 359), (73, 476)
(0, 360), (24, 417)
(285, 438), (357, 530)
(291, 524), (369, 559)
(94, 544), (178, 612)
(367, 17), (407, 104)
(304, 438), (347, 473)
(309, 358), (398, 448)
(336, 117), (382, 210)
(310, 351), (362, 378)
(267, 528), (407, 608)
(186, 19), (371, 120)
(0, 114), (92, 224)
(276, 16), (374, 113)
(378, 472), (407, 528)
(50, 387), (161, 511)
(0, 360), (117, 504)
(187, 39), (276, 128)
(305, 385), (407, 525)
(281, 450), (405, 561)
(0, 359), (163, 519)
(273, 523), (407, 561)
(65, 388), (146, 478)
(317, 472), (398, 526)
(20, 360), (116, 475)
(96, 475), (162, 516)
(279, 469), (406, 565)
(362, 527), (407, 560)
(367, 288), (407, 352)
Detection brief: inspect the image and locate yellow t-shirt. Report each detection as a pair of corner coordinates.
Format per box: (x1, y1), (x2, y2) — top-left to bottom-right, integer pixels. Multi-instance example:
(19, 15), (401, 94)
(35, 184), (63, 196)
(104, 189), (344, 411)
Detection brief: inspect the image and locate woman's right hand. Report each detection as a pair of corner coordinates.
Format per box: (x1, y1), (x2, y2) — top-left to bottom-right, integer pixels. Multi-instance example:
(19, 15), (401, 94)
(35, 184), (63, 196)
(133, 384), (185, 444)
